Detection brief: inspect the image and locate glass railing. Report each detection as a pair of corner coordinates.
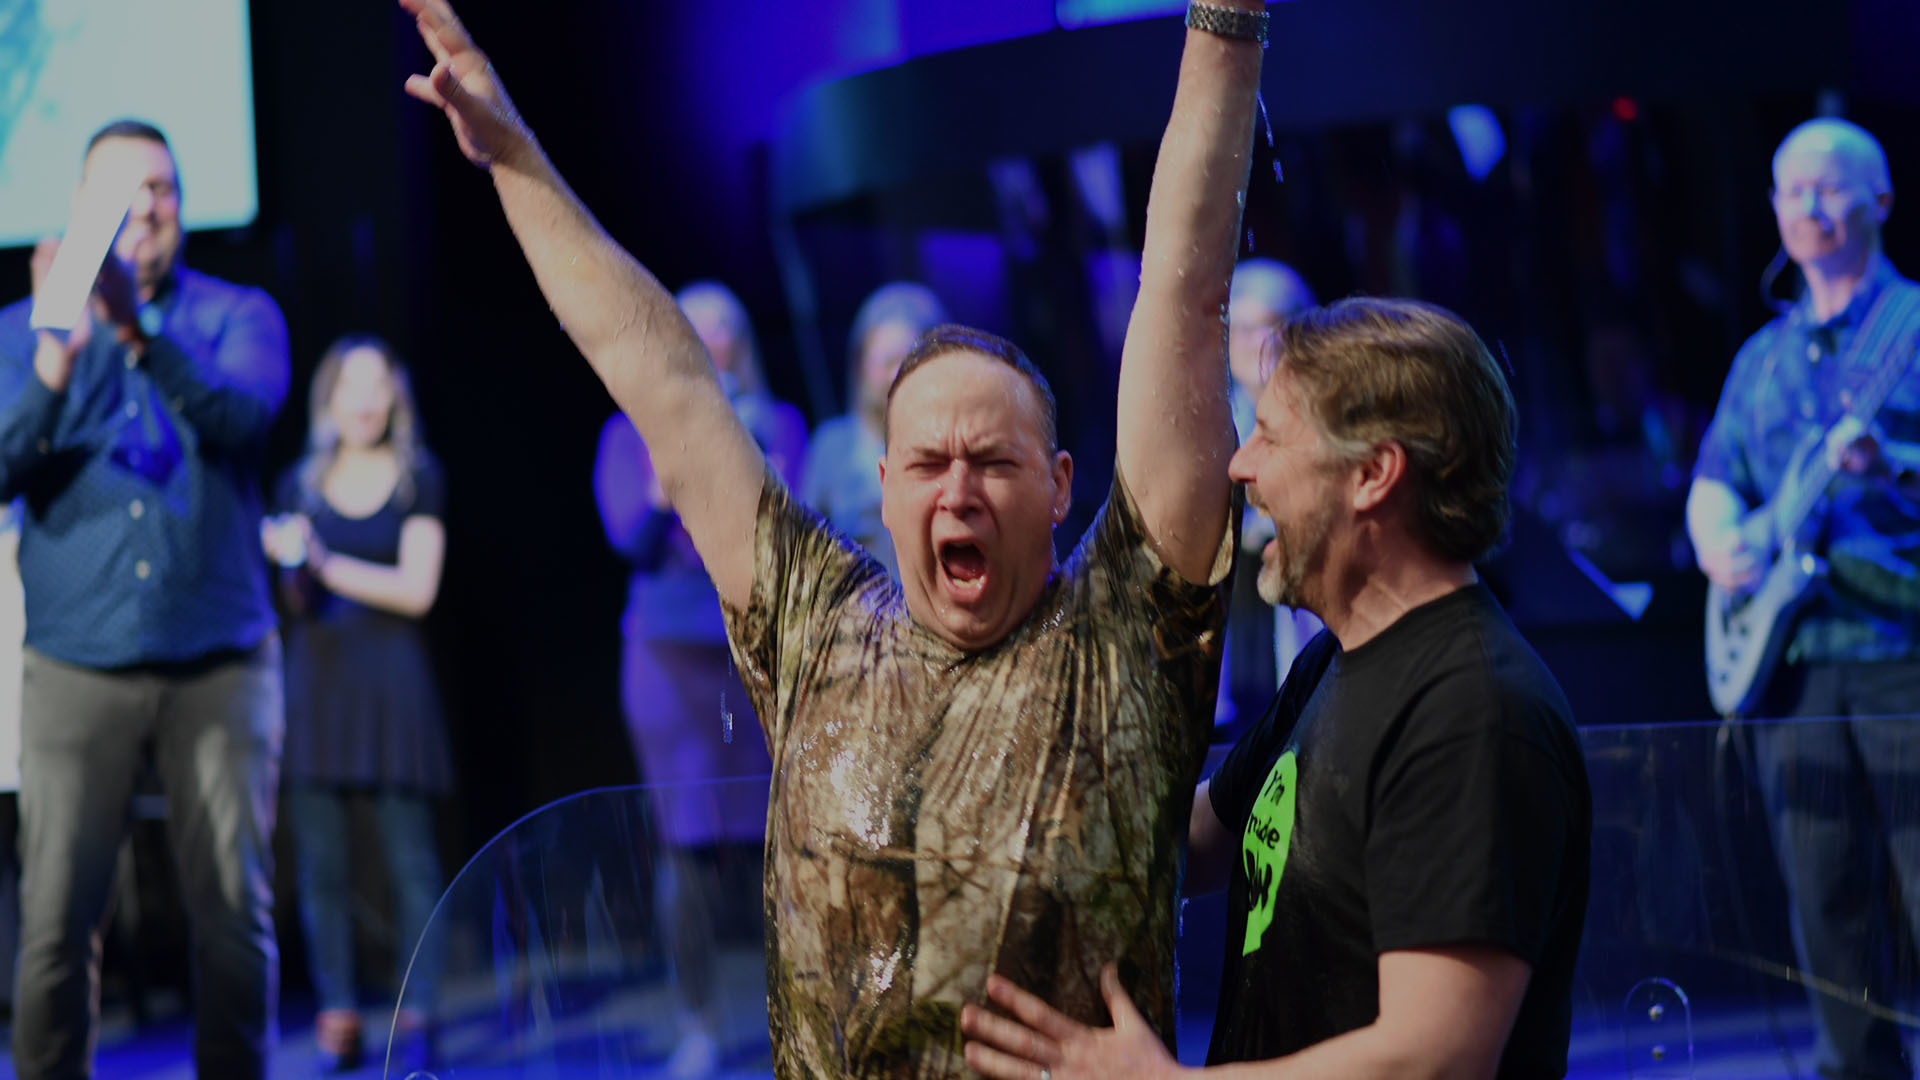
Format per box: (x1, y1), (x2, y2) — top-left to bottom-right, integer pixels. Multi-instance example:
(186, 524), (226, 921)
(385, 716), (1918, 1077)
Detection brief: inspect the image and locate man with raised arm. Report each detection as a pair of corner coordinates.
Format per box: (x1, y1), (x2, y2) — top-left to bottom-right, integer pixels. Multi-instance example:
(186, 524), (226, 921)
(400, 0), (1263, 1073)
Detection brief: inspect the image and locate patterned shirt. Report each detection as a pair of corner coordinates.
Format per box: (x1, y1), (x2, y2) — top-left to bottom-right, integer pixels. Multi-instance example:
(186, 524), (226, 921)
(724, 470), (1232, 1078)
(1695, 256), (1920, 663)
(0, 267), (289, 668)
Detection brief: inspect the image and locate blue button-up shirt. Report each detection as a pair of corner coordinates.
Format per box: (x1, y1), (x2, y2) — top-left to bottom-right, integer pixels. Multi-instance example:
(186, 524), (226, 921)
(0, 266), (289, 668)
(1695, 256), (1920, 664)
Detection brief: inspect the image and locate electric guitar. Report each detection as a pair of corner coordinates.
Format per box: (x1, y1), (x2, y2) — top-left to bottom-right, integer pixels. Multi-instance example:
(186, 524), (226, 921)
(1704, 285), (1920, 717)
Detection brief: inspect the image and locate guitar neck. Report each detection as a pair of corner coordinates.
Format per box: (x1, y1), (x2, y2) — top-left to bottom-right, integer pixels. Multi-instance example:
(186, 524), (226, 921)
(1771, 287), (1920, 542)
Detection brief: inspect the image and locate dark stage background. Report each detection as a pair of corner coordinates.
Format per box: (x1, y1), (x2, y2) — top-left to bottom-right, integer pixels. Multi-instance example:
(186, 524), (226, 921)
(5, 0), (1920, 1006)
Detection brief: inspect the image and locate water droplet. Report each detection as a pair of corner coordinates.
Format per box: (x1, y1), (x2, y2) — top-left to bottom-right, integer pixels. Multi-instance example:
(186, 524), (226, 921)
(1257, 94), (1282, 183)
(722, 653), (737, 742)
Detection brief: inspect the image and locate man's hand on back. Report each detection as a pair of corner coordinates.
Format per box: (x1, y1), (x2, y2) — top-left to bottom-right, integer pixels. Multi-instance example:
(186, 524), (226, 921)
(962, 965), (1185, 1080)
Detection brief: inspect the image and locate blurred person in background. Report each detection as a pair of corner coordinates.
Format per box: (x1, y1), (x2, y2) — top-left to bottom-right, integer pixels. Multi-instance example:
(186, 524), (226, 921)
(1222, 259), (1319, 730)
(0, 118), (289, 1080)
(799, 282), (948, 576)
(1688, 117), (1920, 1080)
(593, 281), (804, 1077)
(0, 499), (22, 1027)
(262, 336), (451, 1073)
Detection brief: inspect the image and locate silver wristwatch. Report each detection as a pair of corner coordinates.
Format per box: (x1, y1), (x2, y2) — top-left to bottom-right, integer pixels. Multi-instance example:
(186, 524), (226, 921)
(1185, 2), (1269, 47)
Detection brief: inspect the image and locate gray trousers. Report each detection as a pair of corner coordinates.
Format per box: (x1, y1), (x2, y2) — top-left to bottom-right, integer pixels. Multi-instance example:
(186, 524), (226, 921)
(12, 638), (283, 1080)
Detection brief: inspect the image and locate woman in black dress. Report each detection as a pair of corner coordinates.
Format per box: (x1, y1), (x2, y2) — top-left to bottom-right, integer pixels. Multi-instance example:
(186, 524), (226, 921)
(261, 336), (450, 1071)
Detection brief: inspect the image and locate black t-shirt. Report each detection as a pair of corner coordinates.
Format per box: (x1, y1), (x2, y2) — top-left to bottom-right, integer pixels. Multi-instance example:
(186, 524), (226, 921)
(1205, 584), (1590, 1078)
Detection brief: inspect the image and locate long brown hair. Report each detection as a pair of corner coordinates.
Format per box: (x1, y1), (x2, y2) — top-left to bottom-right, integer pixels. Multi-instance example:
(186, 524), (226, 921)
(294, 335), (427, 512)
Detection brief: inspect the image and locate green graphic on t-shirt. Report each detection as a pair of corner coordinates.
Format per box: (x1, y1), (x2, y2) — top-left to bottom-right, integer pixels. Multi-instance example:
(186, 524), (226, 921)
(1241, 750), (1297, 956)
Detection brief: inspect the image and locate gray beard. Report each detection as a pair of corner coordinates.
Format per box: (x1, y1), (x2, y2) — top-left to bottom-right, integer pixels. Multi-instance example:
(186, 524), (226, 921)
(1255, 548), (1303, 609)
(1253, 502), (1335, 611)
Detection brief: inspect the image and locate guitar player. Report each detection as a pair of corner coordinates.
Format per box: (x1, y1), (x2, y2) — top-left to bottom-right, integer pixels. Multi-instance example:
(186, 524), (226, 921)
(1689, 118), (1920, 1080)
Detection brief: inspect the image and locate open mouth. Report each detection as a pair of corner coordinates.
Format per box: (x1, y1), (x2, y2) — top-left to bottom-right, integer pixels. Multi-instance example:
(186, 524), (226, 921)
(937, 540), (989, 600)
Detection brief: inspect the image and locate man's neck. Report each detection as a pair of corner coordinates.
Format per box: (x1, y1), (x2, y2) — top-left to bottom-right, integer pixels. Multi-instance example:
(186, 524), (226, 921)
(1318, 536), (1477, 652)
(1802, 251), (1878, 324)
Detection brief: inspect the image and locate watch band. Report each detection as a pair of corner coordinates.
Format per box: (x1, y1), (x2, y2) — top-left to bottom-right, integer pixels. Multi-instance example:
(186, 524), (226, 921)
(1185, 2), (1269, 47)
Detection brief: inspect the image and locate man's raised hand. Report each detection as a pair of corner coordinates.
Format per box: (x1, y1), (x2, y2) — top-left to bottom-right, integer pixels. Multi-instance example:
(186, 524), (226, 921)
(399, 0), (534, 169)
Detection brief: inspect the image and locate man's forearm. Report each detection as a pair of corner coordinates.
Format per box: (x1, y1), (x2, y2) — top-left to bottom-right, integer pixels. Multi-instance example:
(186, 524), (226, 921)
(479, 138), (766, 606)
(1874, 438), (1920, 502)
(400, 0), (763, 601)
(488, 144), (717, 429)
(0, 365), (68, 499)
(1114, 3), (1263, 581)
(1139, 5), (1263, 307)
(1207, 1022), (1456, 1080)
(140, 333), (285, 450)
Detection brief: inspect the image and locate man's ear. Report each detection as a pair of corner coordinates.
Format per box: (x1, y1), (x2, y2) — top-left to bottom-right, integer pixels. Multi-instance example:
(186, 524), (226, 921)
(877, 453), (893, 534)
(1051, 450), (1074, 525)
(1351, 440), (1406, 513)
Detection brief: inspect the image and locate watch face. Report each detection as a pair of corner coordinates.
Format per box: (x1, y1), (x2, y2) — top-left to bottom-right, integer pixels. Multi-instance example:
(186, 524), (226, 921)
(137, 302), (164, 338)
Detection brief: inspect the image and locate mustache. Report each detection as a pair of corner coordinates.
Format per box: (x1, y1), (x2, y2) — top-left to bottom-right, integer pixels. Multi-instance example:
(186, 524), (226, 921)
(1242, 483), (1269, 516)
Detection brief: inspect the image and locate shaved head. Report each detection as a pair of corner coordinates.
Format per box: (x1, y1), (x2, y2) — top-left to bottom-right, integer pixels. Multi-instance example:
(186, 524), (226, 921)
(1774, 118), (1891, 195)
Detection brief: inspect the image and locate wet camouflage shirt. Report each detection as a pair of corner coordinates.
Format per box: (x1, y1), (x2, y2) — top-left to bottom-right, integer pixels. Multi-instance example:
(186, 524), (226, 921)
(723, 470), (1232, 1078)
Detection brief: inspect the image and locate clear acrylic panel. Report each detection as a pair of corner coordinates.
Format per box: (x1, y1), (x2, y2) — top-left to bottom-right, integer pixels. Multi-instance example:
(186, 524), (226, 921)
(1570, 716), (1919, 1079)
(383, 778), (773, 1079)
(387, 717), (1919, 1077)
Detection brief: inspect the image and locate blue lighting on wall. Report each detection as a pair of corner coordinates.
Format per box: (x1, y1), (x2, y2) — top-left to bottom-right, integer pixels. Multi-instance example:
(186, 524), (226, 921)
(1446, 104), (1507, 183)
(1056, 0), (1293, 30)
(1055, 0), (1184, 29)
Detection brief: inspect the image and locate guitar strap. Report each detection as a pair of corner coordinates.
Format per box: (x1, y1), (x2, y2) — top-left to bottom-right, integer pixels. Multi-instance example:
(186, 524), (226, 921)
(1819, 279), (1920, 612)
(1837, 280), (1920, 428)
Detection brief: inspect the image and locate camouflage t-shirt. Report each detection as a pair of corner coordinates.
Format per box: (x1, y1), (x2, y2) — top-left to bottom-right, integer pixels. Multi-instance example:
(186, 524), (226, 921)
(723, 469), (1233, 1078)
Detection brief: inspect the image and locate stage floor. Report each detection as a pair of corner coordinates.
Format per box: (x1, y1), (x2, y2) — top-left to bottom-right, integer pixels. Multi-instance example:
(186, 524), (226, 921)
(0, 986), (1854, 1079)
